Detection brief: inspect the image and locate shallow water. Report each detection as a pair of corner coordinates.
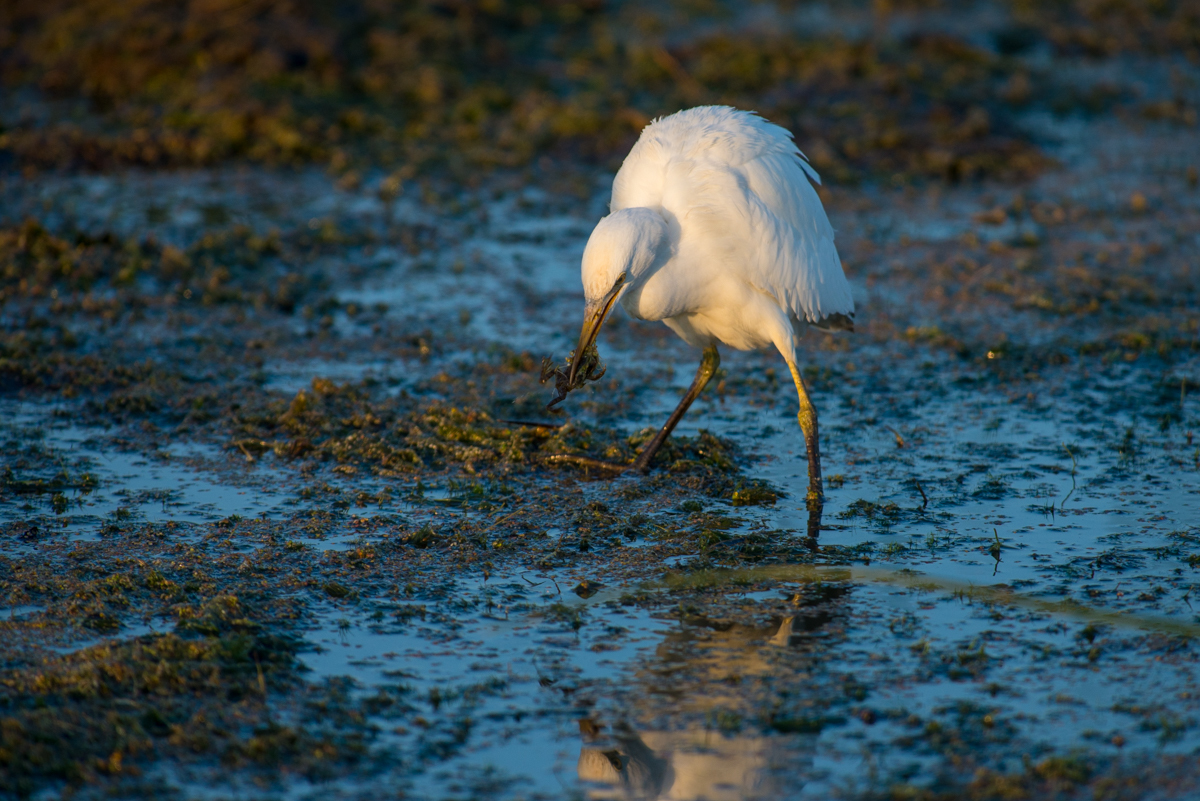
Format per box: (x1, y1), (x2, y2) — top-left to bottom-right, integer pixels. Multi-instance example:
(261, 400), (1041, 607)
(1, 400), (295, 536)
(4, 48), (1200, 801)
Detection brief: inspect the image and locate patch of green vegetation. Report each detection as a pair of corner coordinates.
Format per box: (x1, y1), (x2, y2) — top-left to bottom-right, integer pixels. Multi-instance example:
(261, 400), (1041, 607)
(0, 626), (311, 794)
(0, 0), (1110, 182)
(768, 714), (839, 734)
(1034, 754), (1093, 784)
(0, 218), (348, 311)
(0, 508), (569, 797)
(973, 473), (1010, 499)
(1009, 0), (1200, 59)
(4, 244), (757, 485)
(544, 602), (585, 632)
(1, 465), (96, 497)
(237, 381), (744, 479)
(730, 481), (778, 507)
(840, 499), (903, 520)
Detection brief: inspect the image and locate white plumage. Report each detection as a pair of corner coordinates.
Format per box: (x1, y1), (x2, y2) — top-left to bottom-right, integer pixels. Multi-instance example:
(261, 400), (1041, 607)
(599, 104), (853, 349)
(567, 105), (853, 500)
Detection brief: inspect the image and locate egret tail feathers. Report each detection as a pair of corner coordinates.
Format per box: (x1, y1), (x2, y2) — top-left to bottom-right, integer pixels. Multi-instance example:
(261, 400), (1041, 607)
(810, 311), (855, 332)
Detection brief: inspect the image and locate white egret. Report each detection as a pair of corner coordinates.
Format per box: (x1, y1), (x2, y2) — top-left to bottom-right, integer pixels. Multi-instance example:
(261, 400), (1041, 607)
(552, 106), (854, 505)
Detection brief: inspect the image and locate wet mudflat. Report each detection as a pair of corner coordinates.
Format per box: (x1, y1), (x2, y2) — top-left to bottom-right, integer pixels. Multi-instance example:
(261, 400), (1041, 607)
(3, 2), (1200, 799)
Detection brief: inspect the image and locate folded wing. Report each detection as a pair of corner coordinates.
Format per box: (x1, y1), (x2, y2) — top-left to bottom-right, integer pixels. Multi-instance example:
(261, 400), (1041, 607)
(614, 106), (855, 328)
(736, 149), (855, 328)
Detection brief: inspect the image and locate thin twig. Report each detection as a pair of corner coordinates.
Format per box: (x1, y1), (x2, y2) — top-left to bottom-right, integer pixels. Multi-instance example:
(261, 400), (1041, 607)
(1061, 443), (1077, 509)
(543, 453), (628, 473)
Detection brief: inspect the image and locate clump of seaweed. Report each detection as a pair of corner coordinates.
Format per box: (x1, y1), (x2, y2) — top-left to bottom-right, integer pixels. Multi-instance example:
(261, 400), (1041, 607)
(0, 218), (350, 310)
(540, 343), (606, 410)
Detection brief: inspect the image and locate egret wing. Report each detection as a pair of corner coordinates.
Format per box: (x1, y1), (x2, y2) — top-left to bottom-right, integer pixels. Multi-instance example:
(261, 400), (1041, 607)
(612, 106), (853, 326)
(612, 106), (794, 212)
(659, 151), (854, 327)
(735, 150), (855, 327)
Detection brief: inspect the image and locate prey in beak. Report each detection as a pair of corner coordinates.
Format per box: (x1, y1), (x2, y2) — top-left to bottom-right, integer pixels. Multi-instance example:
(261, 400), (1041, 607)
(542, 272), (626, 410)
(569, 273), (626, 385)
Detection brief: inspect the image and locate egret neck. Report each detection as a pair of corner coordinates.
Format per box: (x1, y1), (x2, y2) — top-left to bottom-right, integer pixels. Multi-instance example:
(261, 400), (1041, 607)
(570, 207), (668, 384)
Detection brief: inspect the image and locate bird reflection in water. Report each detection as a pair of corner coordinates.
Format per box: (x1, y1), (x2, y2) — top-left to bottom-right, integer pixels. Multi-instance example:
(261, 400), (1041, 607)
(577, 723), (796, 801)
(575, 610), (840, 801)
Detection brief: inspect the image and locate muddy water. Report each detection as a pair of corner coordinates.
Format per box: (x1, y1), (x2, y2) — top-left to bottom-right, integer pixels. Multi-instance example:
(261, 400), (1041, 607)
(3, 95), (1200, 801)
(1, 401), (295, 536)
(281, 366), (1200, 797)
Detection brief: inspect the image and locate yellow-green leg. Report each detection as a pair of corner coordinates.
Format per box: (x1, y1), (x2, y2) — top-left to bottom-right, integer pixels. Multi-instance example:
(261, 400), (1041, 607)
(544, 345), (719, 476)
(631, 344), (720, 474)
(787, 360), (823, 508)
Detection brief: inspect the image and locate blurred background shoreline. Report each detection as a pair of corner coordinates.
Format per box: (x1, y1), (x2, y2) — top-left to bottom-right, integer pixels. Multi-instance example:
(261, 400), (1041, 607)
(6, 0), (1194, 182)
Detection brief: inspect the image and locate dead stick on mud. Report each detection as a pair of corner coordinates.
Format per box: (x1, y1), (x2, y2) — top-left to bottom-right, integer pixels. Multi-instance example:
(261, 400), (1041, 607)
(483, 509), (524, 533)
(1061, 443), (1077, 508)
(542, 453), (628, 473)
(255, 656), (267, 699)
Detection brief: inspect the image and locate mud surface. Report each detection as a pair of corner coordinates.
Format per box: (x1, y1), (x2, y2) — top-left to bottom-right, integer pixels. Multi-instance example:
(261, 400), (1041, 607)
(3, 1), (1200, 799)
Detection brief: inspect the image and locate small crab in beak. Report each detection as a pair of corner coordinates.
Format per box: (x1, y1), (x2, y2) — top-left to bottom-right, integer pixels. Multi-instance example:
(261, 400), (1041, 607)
(542, 272), (625, 410)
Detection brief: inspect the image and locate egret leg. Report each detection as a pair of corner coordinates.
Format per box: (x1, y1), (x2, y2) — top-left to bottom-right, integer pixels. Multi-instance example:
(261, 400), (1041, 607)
(544, 346), (719, 475)
(630, 345), (720, 474)
(787, 361), (823, 507)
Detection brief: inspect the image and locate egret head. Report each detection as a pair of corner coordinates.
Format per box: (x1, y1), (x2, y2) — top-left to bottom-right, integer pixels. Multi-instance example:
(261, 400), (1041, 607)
(571, 208), (667, 383)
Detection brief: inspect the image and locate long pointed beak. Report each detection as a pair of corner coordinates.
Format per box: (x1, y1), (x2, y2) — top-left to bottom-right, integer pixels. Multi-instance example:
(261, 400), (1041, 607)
(568, 273), (626, 385)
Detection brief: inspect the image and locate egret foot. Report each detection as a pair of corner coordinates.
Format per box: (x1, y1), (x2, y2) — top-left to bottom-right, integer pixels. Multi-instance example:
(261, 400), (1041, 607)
(631, 345), (720, 474)
(806, 502), (822, 542)
(787, 360), (823, 506)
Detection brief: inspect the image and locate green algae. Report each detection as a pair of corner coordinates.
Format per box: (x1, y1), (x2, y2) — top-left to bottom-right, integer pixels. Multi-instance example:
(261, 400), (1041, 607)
(0, 0), (1093, 181)
(654, 564), (1200, 638)
(0, 630), (306, 789)
(0, 552), (350, 797)
(236, 378), (747, 481)
(0, 218), (345, 311)
(0, 3), (1198, 797)
(0, 511), (554, 796)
